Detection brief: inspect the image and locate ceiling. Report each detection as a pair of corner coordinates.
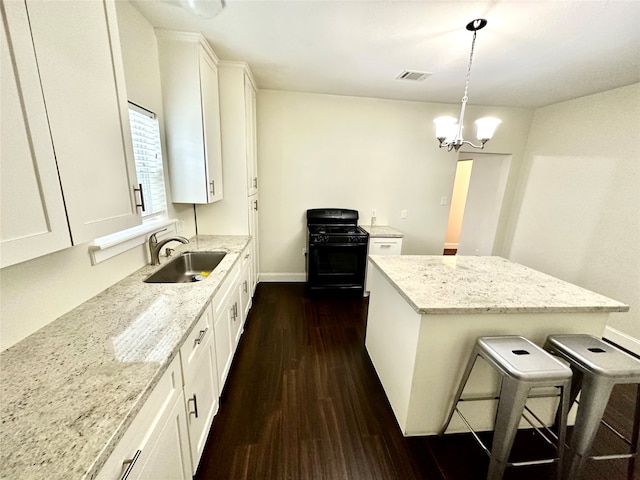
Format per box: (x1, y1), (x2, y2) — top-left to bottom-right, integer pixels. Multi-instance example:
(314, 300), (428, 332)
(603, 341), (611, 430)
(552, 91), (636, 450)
(131, 0), (640, 108)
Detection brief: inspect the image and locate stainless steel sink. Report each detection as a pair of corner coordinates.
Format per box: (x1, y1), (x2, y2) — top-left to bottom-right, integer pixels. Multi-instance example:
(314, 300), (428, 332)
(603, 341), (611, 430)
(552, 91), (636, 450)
(143, 251), (226, 283)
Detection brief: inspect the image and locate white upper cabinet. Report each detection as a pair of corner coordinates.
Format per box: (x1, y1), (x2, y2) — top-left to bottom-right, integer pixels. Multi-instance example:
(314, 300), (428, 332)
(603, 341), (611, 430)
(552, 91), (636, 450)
(245, 75), (258, 196)
(26, 0), (141, 243)
(157, 31), (223, 204)
(1, 1), (71, 268)
(1, 0), (141, 268)
(195, 62), (260, 284)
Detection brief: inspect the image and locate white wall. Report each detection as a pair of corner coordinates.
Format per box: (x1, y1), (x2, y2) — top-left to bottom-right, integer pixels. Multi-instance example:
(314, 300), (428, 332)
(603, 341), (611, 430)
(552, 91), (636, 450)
(457, 153), (511, 255)
(506, 83), (640, 349)
(256, 90), (533, 280)
(0, 1), (194, 351)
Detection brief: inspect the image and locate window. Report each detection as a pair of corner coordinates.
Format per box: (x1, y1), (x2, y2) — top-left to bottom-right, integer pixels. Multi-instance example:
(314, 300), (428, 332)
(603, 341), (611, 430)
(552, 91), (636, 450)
(128, 102), (167, 220)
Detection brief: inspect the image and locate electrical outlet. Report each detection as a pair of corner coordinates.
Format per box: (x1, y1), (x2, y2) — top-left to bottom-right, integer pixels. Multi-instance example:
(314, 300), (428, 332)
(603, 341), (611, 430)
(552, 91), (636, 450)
(302, 247), (307, 256)
(401, 209), (407, 219)
(440, 196), (448, 206)
(176, 219), (184, 232)
(371, 209), (377, 218)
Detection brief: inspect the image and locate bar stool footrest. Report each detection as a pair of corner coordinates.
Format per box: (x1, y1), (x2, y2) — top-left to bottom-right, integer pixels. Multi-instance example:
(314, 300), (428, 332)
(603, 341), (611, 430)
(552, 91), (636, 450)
(452, 405), (561, 468)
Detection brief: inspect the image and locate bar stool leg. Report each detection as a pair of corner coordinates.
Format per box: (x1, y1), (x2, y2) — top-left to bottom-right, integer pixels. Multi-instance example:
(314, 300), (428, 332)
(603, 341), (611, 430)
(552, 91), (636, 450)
(440, 347), (480, 435)
(487, 377), (531, 480)
(628, 384), (640, 480)
(564, 375), (615, 480)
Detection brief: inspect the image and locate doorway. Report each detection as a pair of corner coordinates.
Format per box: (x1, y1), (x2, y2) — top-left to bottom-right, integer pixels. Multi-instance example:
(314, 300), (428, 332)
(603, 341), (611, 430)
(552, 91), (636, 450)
(444, 153), (511, 256)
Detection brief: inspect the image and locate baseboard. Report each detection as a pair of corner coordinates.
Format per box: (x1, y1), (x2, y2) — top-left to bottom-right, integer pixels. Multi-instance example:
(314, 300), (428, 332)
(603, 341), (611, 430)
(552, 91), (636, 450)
(259, 273), (306, 283)
(604, 326), (640, 356)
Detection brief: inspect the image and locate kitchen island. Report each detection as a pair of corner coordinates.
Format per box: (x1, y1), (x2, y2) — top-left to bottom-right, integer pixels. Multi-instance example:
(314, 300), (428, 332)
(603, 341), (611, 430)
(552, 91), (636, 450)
(365, 255), (629, 436)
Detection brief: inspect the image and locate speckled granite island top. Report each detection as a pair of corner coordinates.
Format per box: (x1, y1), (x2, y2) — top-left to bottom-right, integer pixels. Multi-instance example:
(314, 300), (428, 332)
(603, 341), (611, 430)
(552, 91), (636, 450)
(0, 235), (250, 480)
(368, 255), (629, 315)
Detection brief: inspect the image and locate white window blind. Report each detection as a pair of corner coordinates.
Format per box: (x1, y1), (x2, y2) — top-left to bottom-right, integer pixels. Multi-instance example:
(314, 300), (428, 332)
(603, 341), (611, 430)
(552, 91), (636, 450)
(128, 103), (167, 219)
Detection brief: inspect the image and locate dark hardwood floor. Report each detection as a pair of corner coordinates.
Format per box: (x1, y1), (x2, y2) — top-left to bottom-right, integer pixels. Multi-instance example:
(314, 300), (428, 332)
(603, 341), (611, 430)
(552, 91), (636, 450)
(195, 283), (638, 480)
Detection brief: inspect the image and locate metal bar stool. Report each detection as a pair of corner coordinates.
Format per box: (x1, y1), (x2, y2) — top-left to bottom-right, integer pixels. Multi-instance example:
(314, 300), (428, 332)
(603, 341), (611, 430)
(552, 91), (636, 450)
(440, 336), (573, 480)
(544, 334), (640, 480)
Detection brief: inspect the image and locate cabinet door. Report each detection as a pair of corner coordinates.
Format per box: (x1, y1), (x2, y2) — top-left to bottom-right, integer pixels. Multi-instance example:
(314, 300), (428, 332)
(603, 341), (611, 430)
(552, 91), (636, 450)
(180, 303), (219, 473)
(248, 194), (260, 288)
(157, 32), (223, 205)
(213, 263), (240, 387)
(26, 0), (141, 243)
(200, 49), (223, 203)
(96, 357), (188, 480)
(245, 75), (258, 196)
(213, 288), (239, 388)
(214, 302), (232, 388)
(183, 334), (219, 473)
(229, 290), (242, 349)
(239, 246), (253, 321)
(128, 395), (192, 480)
(0, 1), (71, 268)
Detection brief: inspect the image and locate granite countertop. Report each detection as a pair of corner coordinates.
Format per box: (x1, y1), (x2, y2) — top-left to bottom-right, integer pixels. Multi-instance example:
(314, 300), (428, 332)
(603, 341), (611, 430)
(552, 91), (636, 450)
(359, 225), (404, 238)
(368, 255), (629, 315)
(0, 235), (250, 480)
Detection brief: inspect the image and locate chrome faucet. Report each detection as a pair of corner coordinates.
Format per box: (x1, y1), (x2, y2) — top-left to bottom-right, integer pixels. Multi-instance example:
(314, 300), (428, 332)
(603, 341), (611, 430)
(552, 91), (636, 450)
(148, 229), (189, 265)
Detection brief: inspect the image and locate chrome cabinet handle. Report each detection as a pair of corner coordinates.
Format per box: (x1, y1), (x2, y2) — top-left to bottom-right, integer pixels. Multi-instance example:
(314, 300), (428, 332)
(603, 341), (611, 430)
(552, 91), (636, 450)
(188, 394), (199, 419)
(194, 327), (208, 345)
(244, 253), (250, 259)
(209, 180), (215, 196)
(253, 177), (258, 189)
(243, 280), (248, 293)
(120, 450), (142, 480)
(134, 184), (145, 212)
(253, 199), (258, 211)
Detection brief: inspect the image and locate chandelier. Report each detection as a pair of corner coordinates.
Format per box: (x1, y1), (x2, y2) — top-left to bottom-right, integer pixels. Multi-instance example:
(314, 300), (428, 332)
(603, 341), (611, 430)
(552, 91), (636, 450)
(434, 19), (501, 152)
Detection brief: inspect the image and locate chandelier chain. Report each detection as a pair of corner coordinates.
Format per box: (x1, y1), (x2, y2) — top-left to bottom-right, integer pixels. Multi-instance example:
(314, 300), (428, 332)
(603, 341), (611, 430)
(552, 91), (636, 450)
(462, 30), (478, 103)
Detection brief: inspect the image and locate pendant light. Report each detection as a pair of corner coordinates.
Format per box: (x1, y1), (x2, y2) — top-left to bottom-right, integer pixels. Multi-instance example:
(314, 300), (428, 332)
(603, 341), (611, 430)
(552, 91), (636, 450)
(434, 19), (501, 152)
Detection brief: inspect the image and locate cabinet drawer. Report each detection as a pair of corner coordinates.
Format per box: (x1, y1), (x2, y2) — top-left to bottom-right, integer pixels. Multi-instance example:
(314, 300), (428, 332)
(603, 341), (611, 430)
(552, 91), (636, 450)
(180, 303), (214, 381)
(369, 238), (402, 255)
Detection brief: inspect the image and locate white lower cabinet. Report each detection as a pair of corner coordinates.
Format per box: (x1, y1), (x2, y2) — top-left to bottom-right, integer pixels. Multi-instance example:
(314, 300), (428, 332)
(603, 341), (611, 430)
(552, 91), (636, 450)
(180, 304), (219, 473)
(365, 236), (403, 296)
(98, 249), (253, 478)
(127, 396), (192, 480)
(95, 356), (190, 480)
(239, 243), (253, 321)
(213, 262), (241, 388)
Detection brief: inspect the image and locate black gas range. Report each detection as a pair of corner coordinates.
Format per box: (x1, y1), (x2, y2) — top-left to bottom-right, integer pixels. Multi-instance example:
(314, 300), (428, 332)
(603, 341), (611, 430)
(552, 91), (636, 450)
(306, 209), (369, 295)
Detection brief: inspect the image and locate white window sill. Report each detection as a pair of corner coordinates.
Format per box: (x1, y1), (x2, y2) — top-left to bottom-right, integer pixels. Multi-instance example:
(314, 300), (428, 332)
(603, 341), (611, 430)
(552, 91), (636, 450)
(88, 218), (179, 265)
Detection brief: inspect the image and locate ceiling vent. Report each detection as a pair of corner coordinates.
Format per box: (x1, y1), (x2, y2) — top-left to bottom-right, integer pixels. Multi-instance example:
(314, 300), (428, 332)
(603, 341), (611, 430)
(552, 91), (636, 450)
(396, 70), (431, 82)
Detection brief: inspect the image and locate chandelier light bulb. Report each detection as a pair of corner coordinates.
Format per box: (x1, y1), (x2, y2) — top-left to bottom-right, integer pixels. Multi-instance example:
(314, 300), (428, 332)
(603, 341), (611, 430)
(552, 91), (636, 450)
(434, 116), (459, 142)
(475, 117), (502, 142)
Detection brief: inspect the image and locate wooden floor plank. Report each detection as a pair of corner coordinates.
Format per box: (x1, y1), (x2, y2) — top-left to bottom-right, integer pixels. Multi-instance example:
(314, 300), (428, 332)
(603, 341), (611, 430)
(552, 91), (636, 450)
(195, 283), (638, 480)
